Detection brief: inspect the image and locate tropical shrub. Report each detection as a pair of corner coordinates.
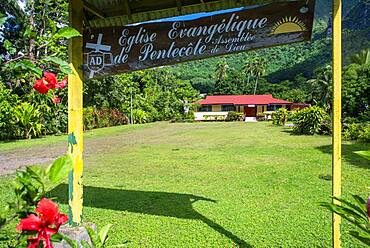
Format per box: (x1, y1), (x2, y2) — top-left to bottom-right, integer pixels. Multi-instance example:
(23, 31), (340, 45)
(287, 110), (298, 122)
(272, 108), (288, 126)
(292, 106), (328, 135)
(359, 126), (370, 143)
(0, 85), (19, 139)
(256, 112), (266, 121)
(13, 103), (43, 139)
(319, 116), (333, 135)
(132, 109), (148, 124)
(320, 195), (370, 246)
(226, 111), (244, 121)
(84, 107), (128, 130)
(0, 155), (72, 222)
(170, 112), (195, 123)
(0, 155), (73, 247)
(84, 107), (98, 130)
(344, 123), (362, 140)
(344, 123), (370, 142)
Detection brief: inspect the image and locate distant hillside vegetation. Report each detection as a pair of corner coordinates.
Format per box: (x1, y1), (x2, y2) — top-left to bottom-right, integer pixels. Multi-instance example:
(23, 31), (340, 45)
(314, 0), (360, 19)
(164, 0), (369, 93)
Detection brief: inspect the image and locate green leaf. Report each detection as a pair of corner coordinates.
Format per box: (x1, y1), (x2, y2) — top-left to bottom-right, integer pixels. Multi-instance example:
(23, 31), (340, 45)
(3, 40), (16, 55)
(43, 56), (72, 74)
(48, 17), (57, 34)
(99, 224), (113, 244)
(0, 16), (7, 26)
(352, 195), (367, 213)
(51, 233), (63, 242)
(26, 166), (47, 186)
(85, 225), (99, 246)
(26, 166), (46, 179)
(14, 60), (42, 76)
(81, 240), (92, 248)
(60, 234), (79, 248)
(24, 26), (37, 39)
(47, 155), (73, 184)
(54, 27), (81, 40)
(354, 151), (370, 161)
(332, 196), (367, 218)
(348, 231), (370, 246)
(320, 202), (369, 232)
(0, 215), (6, 229)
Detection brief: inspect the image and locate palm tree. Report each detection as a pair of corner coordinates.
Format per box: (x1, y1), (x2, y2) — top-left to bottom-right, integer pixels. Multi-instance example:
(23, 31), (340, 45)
(307, 65), (332, 112)
(213, 61), (229, 95)
(252, 57), (267, 95)
(350, 48), (370, 65)
(243, 60), (254, 85)
(214, 61), (229, 82)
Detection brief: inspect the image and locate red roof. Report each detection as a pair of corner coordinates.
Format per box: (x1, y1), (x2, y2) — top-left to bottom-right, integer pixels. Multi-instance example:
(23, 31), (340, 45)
(198, 95), (292, 105)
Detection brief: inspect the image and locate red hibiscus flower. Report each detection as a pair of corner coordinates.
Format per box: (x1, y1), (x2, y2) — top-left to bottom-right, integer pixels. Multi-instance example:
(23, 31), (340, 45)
(17, 198), (68, 248)
(33, 79), (50, 95)
(43, 72), (57, 89)
(33, 72), (68, 95)
(56, 78), (68, 89)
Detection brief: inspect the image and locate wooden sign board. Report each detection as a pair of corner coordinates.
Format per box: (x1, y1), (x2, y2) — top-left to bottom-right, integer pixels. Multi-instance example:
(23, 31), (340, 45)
(83, 0), (315, 79)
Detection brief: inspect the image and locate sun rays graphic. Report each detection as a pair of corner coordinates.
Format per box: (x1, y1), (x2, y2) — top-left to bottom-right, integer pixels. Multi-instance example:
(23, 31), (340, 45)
(271, 16), (307, 34)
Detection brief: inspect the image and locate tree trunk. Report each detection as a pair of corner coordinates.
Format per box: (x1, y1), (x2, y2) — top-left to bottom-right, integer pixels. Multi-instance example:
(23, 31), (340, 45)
(28, 0), (35, 61)
(253, 77), (259, 95)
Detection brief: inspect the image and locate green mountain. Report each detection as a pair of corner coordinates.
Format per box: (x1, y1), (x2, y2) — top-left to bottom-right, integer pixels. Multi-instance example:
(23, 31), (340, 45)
(166, 0), (369, 93)
(314, 0), (360, 18)
(343, 0), (370, 30)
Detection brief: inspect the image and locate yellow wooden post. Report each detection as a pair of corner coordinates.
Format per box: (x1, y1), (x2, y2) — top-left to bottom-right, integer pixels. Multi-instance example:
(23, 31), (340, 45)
(68, 0), (84, 225)
(332, 0), (342, 247)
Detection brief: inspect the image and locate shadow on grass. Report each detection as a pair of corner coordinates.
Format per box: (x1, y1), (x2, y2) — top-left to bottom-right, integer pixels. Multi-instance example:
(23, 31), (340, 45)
(316, 143), (370, 169)
(52, 185), (252, 248)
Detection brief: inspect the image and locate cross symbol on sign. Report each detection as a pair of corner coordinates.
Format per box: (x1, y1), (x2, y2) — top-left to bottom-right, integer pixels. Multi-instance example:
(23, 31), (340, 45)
(86, 33), (111, 52)
(85, 34), (112, 78)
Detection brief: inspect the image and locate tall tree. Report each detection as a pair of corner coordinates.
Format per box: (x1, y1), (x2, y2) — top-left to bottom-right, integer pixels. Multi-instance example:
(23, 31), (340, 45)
(253, 57), (267, 95)
(214, 61), (229, 82)
(0, 0), (77, 95)
(307, 65), (332, 112)
(243, 60), (254, 85)
(213, 61), (229, 95)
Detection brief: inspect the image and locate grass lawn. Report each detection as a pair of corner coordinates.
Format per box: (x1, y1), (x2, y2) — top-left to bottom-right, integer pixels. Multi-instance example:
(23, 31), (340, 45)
(0, 122), (369, 247)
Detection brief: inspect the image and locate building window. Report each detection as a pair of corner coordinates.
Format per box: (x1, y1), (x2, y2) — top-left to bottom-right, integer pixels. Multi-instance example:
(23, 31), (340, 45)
(199, 105), (212, 112)
(221, 105), (236, 112)
(267, 105), (283, 111)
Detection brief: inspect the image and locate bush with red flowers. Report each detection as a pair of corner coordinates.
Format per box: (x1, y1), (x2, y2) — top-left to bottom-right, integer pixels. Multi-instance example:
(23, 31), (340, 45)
(0, 155), (73, 247)
(17, 198), (68, 248)
(33, 72), (68, 104)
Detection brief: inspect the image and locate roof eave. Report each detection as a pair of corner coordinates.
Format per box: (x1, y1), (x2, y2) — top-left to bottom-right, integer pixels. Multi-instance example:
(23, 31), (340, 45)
(84, 0), (301, 28)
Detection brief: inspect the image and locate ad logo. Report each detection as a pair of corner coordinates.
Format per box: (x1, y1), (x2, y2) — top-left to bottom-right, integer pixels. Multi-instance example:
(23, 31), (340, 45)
(85, 34), (113, 78)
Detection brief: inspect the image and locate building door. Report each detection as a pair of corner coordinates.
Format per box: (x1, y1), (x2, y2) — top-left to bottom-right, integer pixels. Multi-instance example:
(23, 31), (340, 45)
(244, 107), (256, 117)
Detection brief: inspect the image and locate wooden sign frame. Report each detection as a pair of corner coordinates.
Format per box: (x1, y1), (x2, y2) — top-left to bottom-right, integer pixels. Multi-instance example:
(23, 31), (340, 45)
(83, 0), (315, 79)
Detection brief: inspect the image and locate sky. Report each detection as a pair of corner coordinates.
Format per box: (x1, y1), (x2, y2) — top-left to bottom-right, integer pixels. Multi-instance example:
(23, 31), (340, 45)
(134, 5), (262, 25)
(17, 0), (26, 10)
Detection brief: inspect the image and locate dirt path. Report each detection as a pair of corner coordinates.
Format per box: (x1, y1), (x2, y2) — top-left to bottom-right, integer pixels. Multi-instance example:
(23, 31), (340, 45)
(0, 142), (67, 176)
(0, 123), (206, 176)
